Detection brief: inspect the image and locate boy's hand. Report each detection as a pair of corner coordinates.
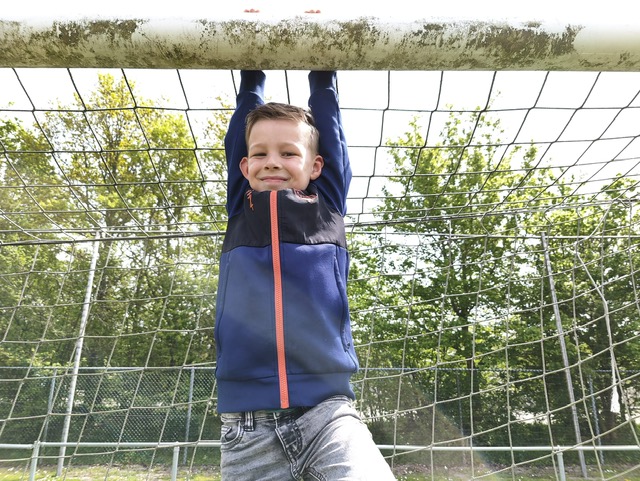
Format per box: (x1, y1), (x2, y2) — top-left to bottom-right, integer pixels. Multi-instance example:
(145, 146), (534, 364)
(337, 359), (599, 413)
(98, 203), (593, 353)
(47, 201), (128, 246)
(309, 71), (337, 92)
(239, 71), (266, 97)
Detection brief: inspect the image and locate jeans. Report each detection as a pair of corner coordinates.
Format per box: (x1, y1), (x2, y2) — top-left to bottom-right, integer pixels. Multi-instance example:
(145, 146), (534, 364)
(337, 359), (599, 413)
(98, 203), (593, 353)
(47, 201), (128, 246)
(220, 395), (396, 480)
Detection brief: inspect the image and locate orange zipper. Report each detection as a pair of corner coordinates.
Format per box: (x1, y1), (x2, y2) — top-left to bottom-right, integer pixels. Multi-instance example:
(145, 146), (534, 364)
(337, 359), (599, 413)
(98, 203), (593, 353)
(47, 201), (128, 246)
(270, 191), (289, 409)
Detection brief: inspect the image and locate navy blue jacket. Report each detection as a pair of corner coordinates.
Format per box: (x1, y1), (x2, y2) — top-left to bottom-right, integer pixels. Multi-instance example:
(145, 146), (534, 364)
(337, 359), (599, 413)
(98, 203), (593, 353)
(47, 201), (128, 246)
(214, 71), (358, 413)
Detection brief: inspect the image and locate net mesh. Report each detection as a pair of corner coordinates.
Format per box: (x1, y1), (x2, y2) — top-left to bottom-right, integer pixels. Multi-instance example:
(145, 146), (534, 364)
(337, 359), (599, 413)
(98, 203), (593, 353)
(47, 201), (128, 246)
(1, 67), (640, 479)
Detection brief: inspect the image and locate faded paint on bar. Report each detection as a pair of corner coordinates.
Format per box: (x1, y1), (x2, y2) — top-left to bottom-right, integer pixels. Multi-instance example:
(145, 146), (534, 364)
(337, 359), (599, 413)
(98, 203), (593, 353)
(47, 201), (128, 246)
(1, 1), (639, 71)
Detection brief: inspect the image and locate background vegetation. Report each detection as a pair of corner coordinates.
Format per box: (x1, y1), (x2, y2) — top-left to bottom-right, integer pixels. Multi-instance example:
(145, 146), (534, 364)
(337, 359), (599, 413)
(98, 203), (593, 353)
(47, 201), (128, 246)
(1, 74), (639, 475)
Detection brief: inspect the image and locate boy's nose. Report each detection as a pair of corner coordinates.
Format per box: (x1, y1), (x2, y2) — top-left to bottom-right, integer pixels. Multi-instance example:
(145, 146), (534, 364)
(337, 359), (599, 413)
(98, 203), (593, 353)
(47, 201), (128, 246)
(264, 154), (281, 168)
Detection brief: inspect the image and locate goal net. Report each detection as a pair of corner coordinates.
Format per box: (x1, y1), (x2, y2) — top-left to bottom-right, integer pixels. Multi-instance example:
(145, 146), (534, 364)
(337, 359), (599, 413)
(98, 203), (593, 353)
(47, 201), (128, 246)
(1, 3), (640, 480)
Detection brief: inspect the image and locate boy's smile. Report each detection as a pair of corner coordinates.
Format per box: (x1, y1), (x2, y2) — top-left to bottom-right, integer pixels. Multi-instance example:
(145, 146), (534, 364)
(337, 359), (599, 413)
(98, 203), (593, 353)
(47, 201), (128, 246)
(240, 119), (323, 192)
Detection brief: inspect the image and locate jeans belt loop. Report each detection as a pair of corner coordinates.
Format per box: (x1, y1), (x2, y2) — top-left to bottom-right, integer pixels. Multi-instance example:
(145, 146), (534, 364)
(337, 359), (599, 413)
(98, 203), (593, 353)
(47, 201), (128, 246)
(242, 411), (255, 432)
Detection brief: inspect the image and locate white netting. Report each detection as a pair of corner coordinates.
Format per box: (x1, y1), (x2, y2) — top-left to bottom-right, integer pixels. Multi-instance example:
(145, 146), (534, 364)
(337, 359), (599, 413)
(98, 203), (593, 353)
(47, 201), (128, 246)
(1, 68), (640, 479)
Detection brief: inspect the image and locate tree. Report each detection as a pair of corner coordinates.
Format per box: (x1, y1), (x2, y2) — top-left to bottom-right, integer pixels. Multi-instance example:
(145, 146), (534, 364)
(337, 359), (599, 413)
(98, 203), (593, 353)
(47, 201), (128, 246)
(524, 177), (640, 445)
(349, 107), (640, 451)
(1, 116), (77, 366)
(1, 73), (230, 368)
(348, 109), (564, 446)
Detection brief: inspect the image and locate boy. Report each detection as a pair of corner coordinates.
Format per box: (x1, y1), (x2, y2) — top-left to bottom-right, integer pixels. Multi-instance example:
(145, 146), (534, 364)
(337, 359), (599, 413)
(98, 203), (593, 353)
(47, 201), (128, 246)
(214, 70), (396, 480)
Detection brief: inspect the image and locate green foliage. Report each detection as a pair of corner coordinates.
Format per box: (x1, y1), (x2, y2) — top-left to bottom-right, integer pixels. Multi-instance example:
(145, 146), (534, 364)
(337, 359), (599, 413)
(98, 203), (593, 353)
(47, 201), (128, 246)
(0, 74), (229, 369)
(348, 108), (640, 449)
(2, 75), (639, 463)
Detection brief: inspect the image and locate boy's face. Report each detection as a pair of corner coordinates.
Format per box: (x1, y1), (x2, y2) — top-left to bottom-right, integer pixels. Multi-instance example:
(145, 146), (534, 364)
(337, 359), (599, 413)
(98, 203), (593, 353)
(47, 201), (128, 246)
(240, 119), (323, 192)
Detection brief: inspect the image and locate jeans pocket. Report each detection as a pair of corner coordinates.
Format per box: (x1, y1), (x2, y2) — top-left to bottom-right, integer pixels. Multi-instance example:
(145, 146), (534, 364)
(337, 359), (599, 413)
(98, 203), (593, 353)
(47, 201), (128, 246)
(220, 420), (244, 450)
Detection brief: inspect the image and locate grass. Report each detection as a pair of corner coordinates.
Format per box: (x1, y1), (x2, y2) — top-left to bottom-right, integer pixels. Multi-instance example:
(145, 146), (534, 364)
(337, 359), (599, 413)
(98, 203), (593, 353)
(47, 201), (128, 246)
(0, 465), (217, 481)
(1, 464), (640, 480)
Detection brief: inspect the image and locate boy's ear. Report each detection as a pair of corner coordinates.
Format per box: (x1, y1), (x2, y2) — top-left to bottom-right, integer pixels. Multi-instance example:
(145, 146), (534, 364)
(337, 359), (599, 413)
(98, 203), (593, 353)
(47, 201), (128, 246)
(310, 155), (324, 180)
(239, 157), (250, 179)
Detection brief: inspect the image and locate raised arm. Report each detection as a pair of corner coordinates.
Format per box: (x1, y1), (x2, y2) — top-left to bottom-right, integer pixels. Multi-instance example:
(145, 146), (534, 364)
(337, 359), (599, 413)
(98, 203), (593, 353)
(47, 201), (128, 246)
(224, 70), (266, 217)
(308, 71), (352, 216)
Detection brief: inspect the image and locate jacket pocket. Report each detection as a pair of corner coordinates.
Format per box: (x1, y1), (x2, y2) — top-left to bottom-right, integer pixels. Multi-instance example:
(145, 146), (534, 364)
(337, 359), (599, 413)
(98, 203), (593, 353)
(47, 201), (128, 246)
(281, 244), (357, 374)
(215, 246), (278, 381)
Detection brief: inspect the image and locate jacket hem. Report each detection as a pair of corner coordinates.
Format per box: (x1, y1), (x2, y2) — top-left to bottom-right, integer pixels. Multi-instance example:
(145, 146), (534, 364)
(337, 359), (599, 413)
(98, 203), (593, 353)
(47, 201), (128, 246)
(216, 372), (356, 413)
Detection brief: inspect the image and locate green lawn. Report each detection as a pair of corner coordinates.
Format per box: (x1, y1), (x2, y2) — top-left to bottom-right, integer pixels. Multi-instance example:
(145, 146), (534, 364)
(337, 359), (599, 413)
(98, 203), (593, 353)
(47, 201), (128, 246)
(0, 465), (216, 481)
(1, 464), (640, 481)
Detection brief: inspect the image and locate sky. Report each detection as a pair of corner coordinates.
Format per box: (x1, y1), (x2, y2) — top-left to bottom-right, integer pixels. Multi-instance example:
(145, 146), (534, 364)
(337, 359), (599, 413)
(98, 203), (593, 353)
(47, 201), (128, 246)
(3, 66), (640, 221)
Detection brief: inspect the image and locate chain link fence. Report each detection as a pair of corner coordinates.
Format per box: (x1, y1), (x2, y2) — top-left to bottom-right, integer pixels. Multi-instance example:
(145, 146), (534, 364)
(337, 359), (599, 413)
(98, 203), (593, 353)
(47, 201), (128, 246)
(1, 366), (638, 467)
(0, 366), (218, 447)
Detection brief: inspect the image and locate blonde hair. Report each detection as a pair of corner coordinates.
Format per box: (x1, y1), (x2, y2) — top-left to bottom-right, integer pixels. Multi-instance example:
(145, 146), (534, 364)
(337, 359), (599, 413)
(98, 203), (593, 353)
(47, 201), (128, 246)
(245, 102), (320, 153)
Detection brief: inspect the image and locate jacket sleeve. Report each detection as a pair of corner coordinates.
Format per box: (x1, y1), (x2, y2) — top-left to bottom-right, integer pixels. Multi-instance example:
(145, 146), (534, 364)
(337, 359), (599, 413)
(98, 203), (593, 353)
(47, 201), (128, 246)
(224, 70), (266, 217)
(308, 71), (352, 216)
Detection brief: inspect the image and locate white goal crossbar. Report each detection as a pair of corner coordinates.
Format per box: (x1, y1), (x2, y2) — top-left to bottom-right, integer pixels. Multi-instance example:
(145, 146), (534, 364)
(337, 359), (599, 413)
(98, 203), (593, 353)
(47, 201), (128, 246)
(1, 0), (640, 71)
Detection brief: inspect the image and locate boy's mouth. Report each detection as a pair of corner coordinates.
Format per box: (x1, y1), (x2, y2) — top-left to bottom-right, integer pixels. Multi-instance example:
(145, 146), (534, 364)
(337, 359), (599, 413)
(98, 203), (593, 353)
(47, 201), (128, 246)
(261, 176), (288, 183)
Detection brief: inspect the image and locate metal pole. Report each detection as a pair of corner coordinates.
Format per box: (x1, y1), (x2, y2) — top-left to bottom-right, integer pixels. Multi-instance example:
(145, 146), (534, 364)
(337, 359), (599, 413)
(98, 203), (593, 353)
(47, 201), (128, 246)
(541, 233), (588, 478)
(29, 441), (40, 481)
(172, 444), (180, 481)
(2, 2), (640, 71)
(183, 366), (195, 465)
(556, 448), (567, 481)
(42, 367), (57, 443)
(57, 232), (101, 476)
